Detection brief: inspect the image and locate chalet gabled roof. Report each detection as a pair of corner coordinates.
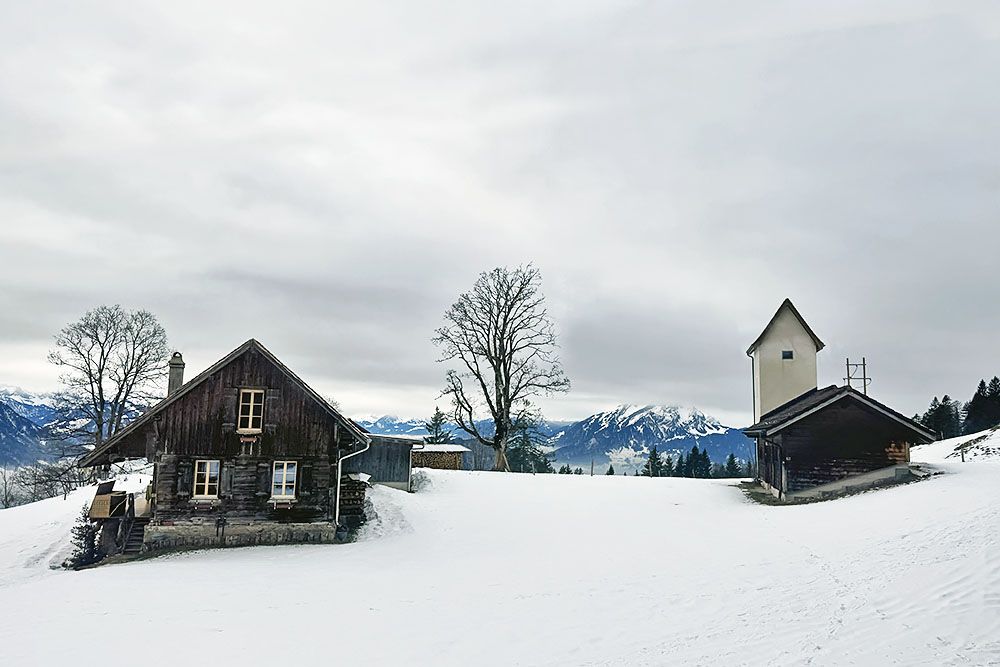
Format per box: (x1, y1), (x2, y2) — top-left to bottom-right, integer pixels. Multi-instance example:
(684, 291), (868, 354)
(746, 298), (825, 356)
(742, 384), (936, 442)
(79, 339), (370, 467)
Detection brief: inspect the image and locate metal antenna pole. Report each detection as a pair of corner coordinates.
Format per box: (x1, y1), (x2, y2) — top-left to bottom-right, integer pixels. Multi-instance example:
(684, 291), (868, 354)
(844, 357), (872, 393)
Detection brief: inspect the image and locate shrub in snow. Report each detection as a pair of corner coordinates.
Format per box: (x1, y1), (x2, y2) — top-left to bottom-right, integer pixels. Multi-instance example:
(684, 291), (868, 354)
(410, 469), (432, 492)
(64, 504), (100, 569)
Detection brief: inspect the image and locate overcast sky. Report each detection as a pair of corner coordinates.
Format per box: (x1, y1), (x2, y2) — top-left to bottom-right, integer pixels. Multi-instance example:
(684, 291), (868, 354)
(1, 1), (998, 424)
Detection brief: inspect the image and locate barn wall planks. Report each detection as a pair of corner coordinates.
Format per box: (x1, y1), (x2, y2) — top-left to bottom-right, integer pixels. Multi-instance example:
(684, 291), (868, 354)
(760, 399), (916, 494)
(344, 439), (413, 487)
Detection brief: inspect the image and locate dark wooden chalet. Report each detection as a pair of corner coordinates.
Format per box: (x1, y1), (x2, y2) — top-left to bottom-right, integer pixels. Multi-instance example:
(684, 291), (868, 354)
(80, 339), (381, 555)
(743, 385), (936, 500)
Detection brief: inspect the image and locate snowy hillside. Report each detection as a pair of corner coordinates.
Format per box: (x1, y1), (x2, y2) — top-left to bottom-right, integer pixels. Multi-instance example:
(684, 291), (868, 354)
(2, 434), (998, 665)
(548, 404), (752, 471)
(911, 426), (1000, 462)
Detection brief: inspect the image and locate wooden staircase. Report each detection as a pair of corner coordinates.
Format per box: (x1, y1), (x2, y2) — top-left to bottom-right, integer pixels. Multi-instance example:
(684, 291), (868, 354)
(121, 517), (150, 555)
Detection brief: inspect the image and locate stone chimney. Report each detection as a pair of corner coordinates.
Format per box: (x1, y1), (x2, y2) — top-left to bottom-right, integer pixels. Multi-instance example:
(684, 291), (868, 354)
(168, 351), (185, 396)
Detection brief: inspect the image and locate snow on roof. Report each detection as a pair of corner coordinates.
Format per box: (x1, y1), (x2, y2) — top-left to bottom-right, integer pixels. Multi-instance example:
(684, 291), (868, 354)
(415, 443), (470, 453)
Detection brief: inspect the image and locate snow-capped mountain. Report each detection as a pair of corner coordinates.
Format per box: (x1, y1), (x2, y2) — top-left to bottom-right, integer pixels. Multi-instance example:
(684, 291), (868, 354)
(0, 401), (48, 466)
(547, 404), (752, 472)
(358, 404), (752, 473)
(1, 386), (751, 473)
(355, 415), (572, 439)
(354, 415), (430, 437)
(0, 386), (60, 427)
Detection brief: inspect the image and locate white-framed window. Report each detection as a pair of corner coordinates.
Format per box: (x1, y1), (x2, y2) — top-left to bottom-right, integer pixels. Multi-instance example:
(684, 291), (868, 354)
(272, 461), (297, 499)
(193, 460), (220, 498)
(238, 389), (265, 433)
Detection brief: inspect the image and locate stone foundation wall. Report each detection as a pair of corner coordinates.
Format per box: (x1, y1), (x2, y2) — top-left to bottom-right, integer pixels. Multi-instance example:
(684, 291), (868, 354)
(144, 520), (341, 552)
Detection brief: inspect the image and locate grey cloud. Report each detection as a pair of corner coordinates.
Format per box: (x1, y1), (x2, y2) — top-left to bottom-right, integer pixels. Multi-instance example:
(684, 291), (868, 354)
(1, 1), (998, 422)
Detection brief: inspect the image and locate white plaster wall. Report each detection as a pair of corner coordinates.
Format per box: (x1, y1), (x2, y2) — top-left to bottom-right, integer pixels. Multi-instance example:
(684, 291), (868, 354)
(753, 306), (818, 421)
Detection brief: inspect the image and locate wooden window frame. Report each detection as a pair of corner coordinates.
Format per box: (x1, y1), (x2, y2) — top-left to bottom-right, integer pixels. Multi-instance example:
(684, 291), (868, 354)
(271, 460), (297, 500)
(237, 388), (265, 434)
(193, 459), (220, 499)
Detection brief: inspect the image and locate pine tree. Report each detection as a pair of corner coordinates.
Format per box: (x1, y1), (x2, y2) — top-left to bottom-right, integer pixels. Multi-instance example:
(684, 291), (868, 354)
(700, 449), (712, 478)
(686, 446), (706, 478)
(641, 446), (662, 477)
(558, 464), (572, 474)
(944, 395), (962, 438)
(423, 406), (454, 444)
(662, 455), (674, 477)
(65, 504), (99, 569)
(921, 395), (963, 438)
(724, 453), (741, 477)
(987, 377), (1000, 429)
(606, 463), (615, 475)
(573, 467), (584, 475)
(674, 453), (685, 477)
(963, 380), (990, 434)
(507, 428), (554, 473)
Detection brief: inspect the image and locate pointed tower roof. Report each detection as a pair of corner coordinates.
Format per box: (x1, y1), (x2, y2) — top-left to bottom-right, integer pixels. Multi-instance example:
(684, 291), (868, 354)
(746, 299), (825, 356)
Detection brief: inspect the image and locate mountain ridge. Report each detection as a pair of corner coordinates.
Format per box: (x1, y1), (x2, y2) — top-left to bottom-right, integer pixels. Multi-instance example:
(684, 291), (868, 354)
(357, 403), (753, 473)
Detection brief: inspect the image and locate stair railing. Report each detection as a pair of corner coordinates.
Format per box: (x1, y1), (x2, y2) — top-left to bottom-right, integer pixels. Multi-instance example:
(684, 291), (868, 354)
(117, 493), (136, 555)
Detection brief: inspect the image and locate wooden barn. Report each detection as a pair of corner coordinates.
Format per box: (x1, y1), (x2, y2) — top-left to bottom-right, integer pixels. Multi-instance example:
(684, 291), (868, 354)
(79, 339), (396, 555)
(344, 433), (421, 490)
(743, 300), (935, 501)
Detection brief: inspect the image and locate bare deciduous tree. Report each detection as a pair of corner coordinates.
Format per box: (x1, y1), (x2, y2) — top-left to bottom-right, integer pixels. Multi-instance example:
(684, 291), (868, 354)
(34, 305), (170, 495)
(433, 265), (569, 471)
(0, 466), (21, 508)
(48, 305), (170, 448)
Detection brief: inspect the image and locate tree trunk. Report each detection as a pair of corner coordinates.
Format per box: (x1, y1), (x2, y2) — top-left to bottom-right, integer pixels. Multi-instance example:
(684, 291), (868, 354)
(493, 444), (510, 472)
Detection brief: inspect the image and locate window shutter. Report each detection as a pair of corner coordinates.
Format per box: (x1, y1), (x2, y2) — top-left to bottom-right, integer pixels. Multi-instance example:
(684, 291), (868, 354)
(177, 460), (193, 497)
(220, 461), (234, 498)
(223, 387), (239, 423)
(299, 464), (313, 498)
(264, 388), (282, 429)
(256, 462), (271, 497)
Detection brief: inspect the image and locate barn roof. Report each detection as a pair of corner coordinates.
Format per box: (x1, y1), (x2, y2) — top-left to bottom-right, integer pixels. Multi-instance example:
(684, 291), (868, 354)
(743, 384), (936, 442)
(79, 338), (370, 467)
(746, 298), (825, 356)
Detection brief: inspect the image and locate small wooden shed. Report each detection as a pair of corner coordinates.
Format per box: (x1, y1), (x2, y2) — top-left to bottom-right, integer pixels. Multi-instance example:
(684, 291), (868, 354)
(343, 434), (420, 491)
(412, 443), (470, 470)
(743, 385), (935, 500)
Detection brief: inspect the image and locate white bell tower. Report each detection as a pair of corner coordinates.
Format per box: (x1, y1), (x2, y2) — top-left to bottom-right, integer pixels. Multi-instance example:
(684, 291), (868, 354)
(747, 299), (824, 422)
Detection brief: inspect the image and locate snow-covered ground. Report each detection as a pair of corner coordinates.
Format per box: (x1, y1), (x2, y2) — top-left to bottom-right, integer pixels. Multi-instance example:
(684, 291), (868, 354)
(1, 434), (999, 666)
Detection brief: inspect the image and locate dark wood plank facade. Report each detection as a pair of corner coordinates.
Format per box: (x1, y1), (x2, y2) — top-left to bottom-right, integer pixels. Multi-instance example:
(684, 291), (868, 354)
(775, 401), (910, 493)
(748, 389), (933, 498)
(81, 340), (380, 552)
